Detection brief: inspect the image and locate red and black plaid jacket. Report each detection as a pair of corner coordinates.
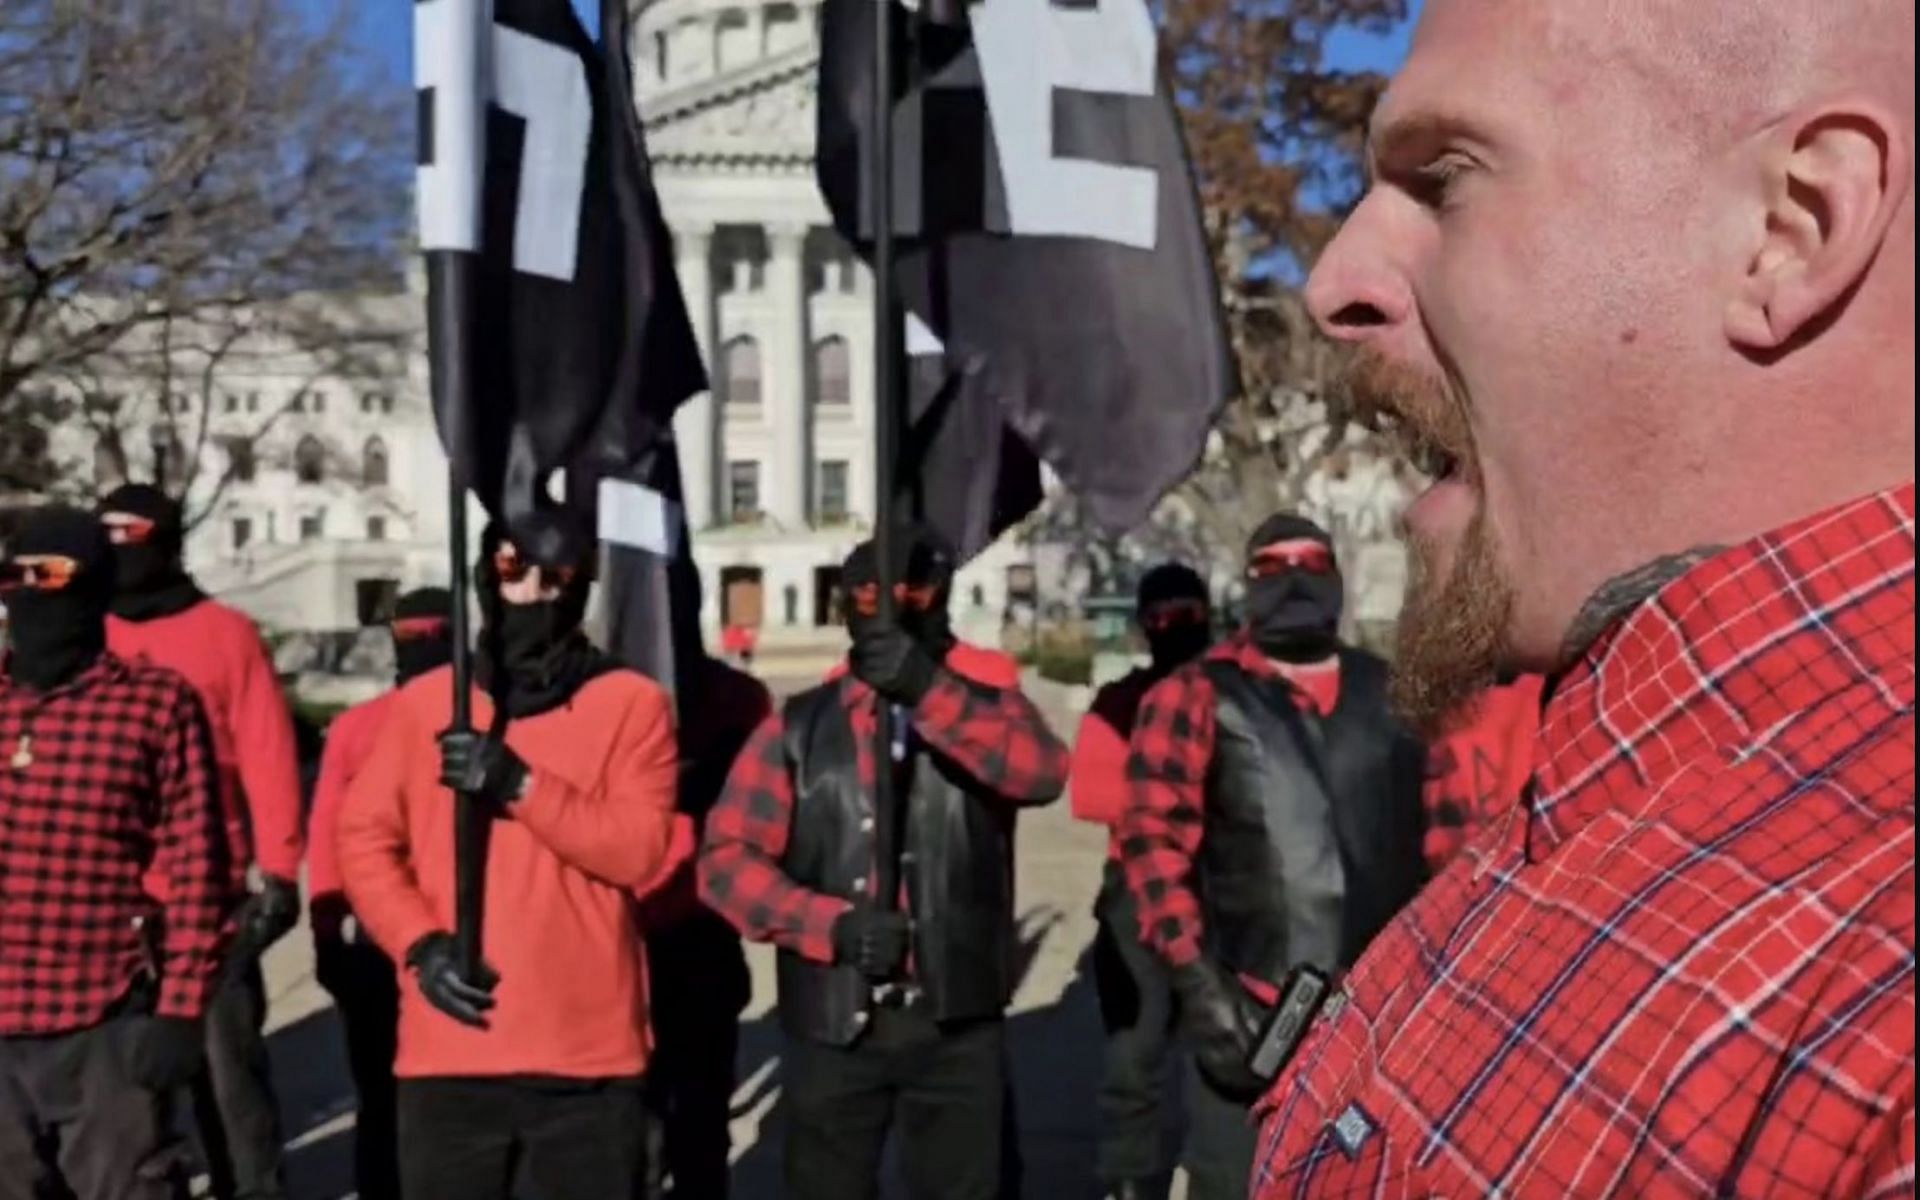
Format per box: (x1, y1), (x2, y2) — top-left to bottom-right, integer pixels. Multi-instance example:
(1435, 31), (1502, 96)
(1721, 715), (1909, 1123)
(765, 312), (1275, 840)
(1119, 634), (1340, 970)
(1253, 485), (1916, 1199)
(0, 653), (232, 1034)
(699, 645), (1069, 964)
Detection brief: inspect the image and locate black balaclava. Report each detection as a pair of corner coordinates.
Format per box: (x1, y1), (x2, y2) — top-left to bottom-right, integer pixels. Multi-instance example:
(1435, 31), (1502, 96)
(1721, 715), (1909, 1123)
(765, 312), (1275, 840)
(1243, 513), (1345, 663)
(1137, 563), (1212, 672)
(4, 507), (117, 691)
(475, 508), (611, 719)
(99, 483), (205, 622)
(842, 524), (959, 657)
(390, 586), (454, 685)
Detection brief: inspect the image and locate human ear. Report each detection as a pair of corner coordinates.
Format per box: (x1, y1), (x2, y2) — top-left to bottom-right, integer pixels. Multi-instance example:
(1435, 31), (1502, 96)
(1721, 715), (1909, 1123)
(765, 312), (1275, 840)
(1725, 104), (1911, 351)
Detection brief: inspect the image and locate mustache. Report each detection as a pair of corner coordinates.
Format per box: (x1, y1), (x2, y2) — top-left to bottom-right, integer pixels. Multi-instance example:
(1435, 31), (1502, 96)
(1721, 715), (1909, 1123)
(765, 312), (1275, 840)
(1334, 347), (1477, 483)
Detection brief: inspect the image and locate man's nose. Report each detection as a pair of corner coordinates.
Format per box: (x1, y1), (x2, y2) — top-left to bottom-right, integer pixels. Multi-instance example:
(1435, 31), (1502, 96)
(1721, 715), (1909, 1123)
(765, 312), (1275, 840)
(1304, 197), (1412, 345)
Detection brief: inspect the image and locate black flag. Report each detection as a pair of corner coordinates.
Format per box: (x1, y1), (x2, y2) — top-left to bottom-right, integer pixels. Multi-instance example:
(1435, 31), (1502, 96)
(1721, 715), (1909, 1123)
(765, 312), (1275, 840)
(817, 0), (1231, 555)
(417, 0), (705, 520)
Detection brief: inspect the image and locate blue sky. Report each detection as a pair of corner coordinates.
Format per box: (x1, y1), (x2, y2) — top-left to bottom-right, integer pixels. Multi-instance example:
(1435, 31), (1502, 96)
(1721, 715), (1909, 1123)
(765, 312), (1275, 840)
(312, 0), (1417, 90)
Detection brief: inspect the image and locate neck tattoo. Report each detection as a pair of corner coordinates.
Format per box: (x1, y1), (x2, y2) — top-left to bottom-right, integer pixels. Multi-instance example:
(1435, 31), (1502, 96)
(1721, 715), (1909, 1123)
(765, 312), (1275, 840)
(1559, 544), (1728, 665)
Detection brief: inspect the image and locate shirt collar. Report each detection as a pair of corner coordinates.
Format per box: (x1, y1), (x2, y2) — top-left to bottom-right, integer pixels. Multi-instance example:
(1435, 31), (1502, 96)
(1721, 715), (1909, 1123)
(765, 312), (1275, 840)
(1530, 484), (1916, 853)
(1208, 632), (1343, 717)
(0, 651), (124, 706)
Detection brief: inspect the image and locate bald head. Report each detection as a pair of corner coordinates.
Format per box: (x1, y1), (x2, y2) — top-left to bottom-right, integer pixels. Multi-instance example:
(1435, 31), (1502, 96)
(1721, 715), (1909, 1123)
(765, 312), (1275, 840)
(1309, 0), (1915, 697)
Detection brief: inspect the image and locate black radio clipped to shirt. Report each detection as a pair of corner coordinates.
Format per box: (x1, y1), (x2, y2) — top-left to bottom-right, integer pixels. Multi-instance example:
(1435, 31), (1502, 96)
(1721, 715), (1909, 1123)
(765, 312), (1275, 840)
(1248, 964), (1335, 1083)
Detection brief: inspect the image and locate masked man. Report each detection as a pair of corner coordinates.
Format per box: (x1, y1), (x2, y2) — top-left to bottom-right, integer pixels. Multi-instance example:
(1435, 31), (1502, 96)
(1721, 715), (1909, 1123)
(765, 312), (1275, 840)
(0, 507), (232, 1200)
(1070, 564), (1213, 1200)
(1119, 515), (1428, 1200)
(337, 511), (680, 1200)
(305, 587), (454, 1200)
(699, 525), (1070, 1200)
(97, 485), (302, 1200)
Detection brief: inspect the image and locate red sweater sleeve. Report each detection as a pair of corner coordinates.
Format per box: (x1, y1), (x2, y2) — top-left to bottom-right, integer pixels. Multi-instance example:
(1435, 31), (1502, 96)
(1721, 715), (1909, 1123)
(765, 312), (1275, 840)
(1070, 703), (1134, 827)
(228, 621), (305, 881)
(509, 681), (679, 890)
(306, 699), (381, 901)
(337, 703), (442, 963)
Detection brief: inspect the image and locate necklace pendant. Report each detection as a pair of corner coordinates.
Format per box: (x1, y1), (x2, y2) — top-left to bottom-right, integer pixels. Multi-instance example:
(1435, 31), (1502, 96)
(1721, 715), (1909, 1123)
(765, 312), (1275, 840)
(9, 736), (32, 770)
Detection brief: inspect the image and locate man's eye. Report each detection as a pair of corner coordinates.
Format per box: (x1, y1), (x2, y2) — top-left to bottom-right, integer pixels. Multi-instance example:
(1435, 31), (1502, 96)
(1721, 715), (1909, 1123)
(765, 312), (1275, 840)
(1409, 154), (1473, 211)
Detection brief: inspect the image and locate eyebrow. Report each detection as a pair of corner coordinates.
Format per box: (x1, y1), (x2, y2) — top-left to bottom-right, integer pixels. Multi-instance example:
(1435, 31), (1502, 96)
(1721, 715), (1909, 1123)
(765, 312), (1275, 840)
(1367, 111), (1487, 177)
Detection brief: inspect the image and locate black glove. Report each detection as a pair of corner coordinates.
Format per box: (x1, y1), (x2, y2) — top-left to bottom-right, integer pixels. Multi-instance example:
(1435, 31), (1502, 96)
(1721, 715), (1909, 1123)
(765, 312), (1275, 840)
(123, 1015), (204, 1093)
(830, 904), (911, 980)
(406, 932), (499, 1030)
(849, 619), (940, 705)
(230, 875), (301, 966)
(437, 729), (529, 807)
(1173, 958), (1272, 1102)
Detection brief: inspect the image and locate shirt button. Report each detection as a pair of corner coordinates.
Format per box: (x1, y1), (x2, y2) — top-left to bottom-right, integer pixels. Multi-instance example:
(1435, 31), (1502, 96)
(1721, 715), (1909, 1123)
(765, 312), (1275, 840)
(852, 876), (867, 891)
(900, 851), (916, 865)
(859, 816), (875, 833)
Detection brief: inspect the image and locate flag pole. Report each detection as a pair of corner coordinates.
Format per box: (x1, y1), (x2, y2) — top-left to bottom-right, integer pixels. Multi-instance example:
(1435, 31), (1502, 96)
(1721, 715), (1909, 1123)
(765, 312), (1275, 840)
(420, 0), (490, 983)
(870, 0), (905, 916)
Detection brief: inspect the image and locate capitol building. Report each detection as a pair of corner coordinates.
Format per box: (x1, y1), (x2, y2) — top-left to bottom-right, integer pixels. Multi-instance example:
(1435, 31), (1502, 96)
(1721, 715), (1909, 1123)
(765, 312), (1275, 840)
(16, 0), (1410, 670)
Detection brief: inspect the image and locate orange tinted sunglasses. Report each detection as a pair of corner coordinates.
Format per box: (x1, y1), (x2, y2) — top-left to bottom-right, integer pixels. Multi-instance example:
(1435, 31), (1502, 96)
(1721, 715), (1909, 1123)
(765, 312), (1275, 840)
(102, 515), (158, 546)
(1247, 543), (1334, 579)
(0, 556), (80, 593)
(390, 616), (451, 641)
(849, 581), (941, 616)
(1142, 599), (1209, 632)
(492, 546), (579, 588)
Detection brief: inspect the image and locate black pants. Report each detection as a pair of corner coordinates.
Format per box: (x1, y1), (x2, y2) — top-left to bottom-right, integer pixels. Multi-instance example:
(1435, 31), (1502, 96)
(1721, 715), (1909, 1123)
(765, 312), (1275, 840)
(782, 1008), (1005, 1200)
(396, 1076), (650, 1200)
(644, 915), (748, 1199)
(1181, 1058), (1256, 1200)
(315, 936), (401, 1200)
(1091, 863), (1177, 1190)
(0, 1017), (189, 1200)
(190, 963), (285, 1200)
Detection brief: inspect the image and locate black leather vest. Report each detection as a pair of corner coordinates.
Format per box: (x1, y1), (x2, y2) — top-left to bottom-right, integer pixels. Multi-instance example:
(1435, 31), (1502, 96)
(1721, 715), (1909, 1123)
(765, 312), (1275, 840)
(775, 682), (1017, 1046)
(1198, 649), (1428, 984)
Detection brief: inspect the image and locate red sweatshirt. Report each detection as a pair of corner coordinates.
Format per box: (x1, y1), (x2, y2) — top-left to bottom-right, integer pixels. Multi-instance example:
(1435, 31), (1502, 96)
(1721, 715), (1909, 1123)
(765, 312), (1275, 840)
(306, 690), (397, 901)
(108, 600), (304, 885)
(337, 666), (680, 1080)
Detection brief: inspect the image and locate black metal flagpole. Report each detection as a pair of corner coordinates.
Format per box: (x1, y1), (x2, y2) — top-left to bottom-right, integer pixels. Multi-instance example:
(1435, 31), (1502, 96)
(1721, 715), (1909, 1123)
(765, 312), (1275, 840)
(419, 0), (489, 982)
(870, 0), (905, 916)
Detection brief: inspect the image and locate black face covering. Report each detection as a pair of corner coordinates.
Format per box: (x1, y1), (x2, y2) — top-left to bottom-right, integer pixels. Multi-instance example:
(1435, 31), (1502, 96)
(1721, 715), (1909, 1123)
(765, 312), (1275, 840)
(1138, 563), (1212, 673)
(842, 526), (958, 656)
(4, 507), (116, 692)
(391, 586), (454, 685)
(100, 484), (204, 622)
(474, 513), (611, 719)
(1243, 515), (1344, 663)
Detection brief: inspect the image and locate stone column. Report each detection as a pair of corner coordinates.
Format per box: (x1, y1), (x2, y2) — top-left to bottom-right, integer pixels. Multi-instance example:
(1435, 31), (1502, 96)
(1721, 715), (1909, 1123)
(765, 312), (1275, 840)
(767, 224), (810, 530)
(672, 224), (716, 530)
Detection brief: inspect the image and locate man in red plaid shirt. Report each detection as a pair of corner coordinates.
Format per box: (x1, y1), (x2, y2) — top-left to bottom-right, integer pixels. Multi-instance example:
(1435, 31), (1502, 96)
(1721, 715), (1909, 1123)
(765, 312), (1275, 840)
(1119, 514), (1429, 1200)
(0, 507), (232, 1200)
(699, 525), (1068, 1200)
(1254, 1), (1917, 1196)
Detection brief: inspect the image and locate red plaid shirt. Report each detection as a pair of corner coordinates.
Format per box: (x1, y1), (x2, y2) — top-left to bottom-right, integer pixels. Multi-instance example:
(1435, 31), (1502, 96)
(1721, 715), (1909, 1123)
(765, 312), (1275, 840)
(699, 646), (1068, 964)
(0, 653), (232, 1034)
(1120, 634), (1341, 970)
(1253, 485), (1917, 1199)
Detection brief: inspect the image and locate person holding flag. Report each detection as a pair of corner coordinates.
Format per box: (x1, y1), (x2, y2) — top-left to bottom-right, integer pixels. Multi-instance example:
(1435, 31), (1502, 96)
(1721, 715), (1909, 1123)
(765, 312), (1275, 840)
(305, 587), (456, 1200)
(1119, 515), (1429, 1200)
(699, 523), (1069, 1200)
(97, 484), (301, 1200)
(1070, 563), (1214, 1200)
(336, 510), (681, 1200)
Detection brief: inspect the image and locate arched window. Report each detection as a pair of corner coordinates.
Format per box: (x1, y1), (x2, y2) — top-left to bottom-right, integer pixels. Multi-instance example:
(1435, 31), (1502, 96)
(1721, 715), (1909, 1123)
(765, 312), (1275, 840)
(812, 336), (850, 407)
(295, 435), (326, 485)
(723, 336), (761, 407)
(362, 436), (390, 487)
